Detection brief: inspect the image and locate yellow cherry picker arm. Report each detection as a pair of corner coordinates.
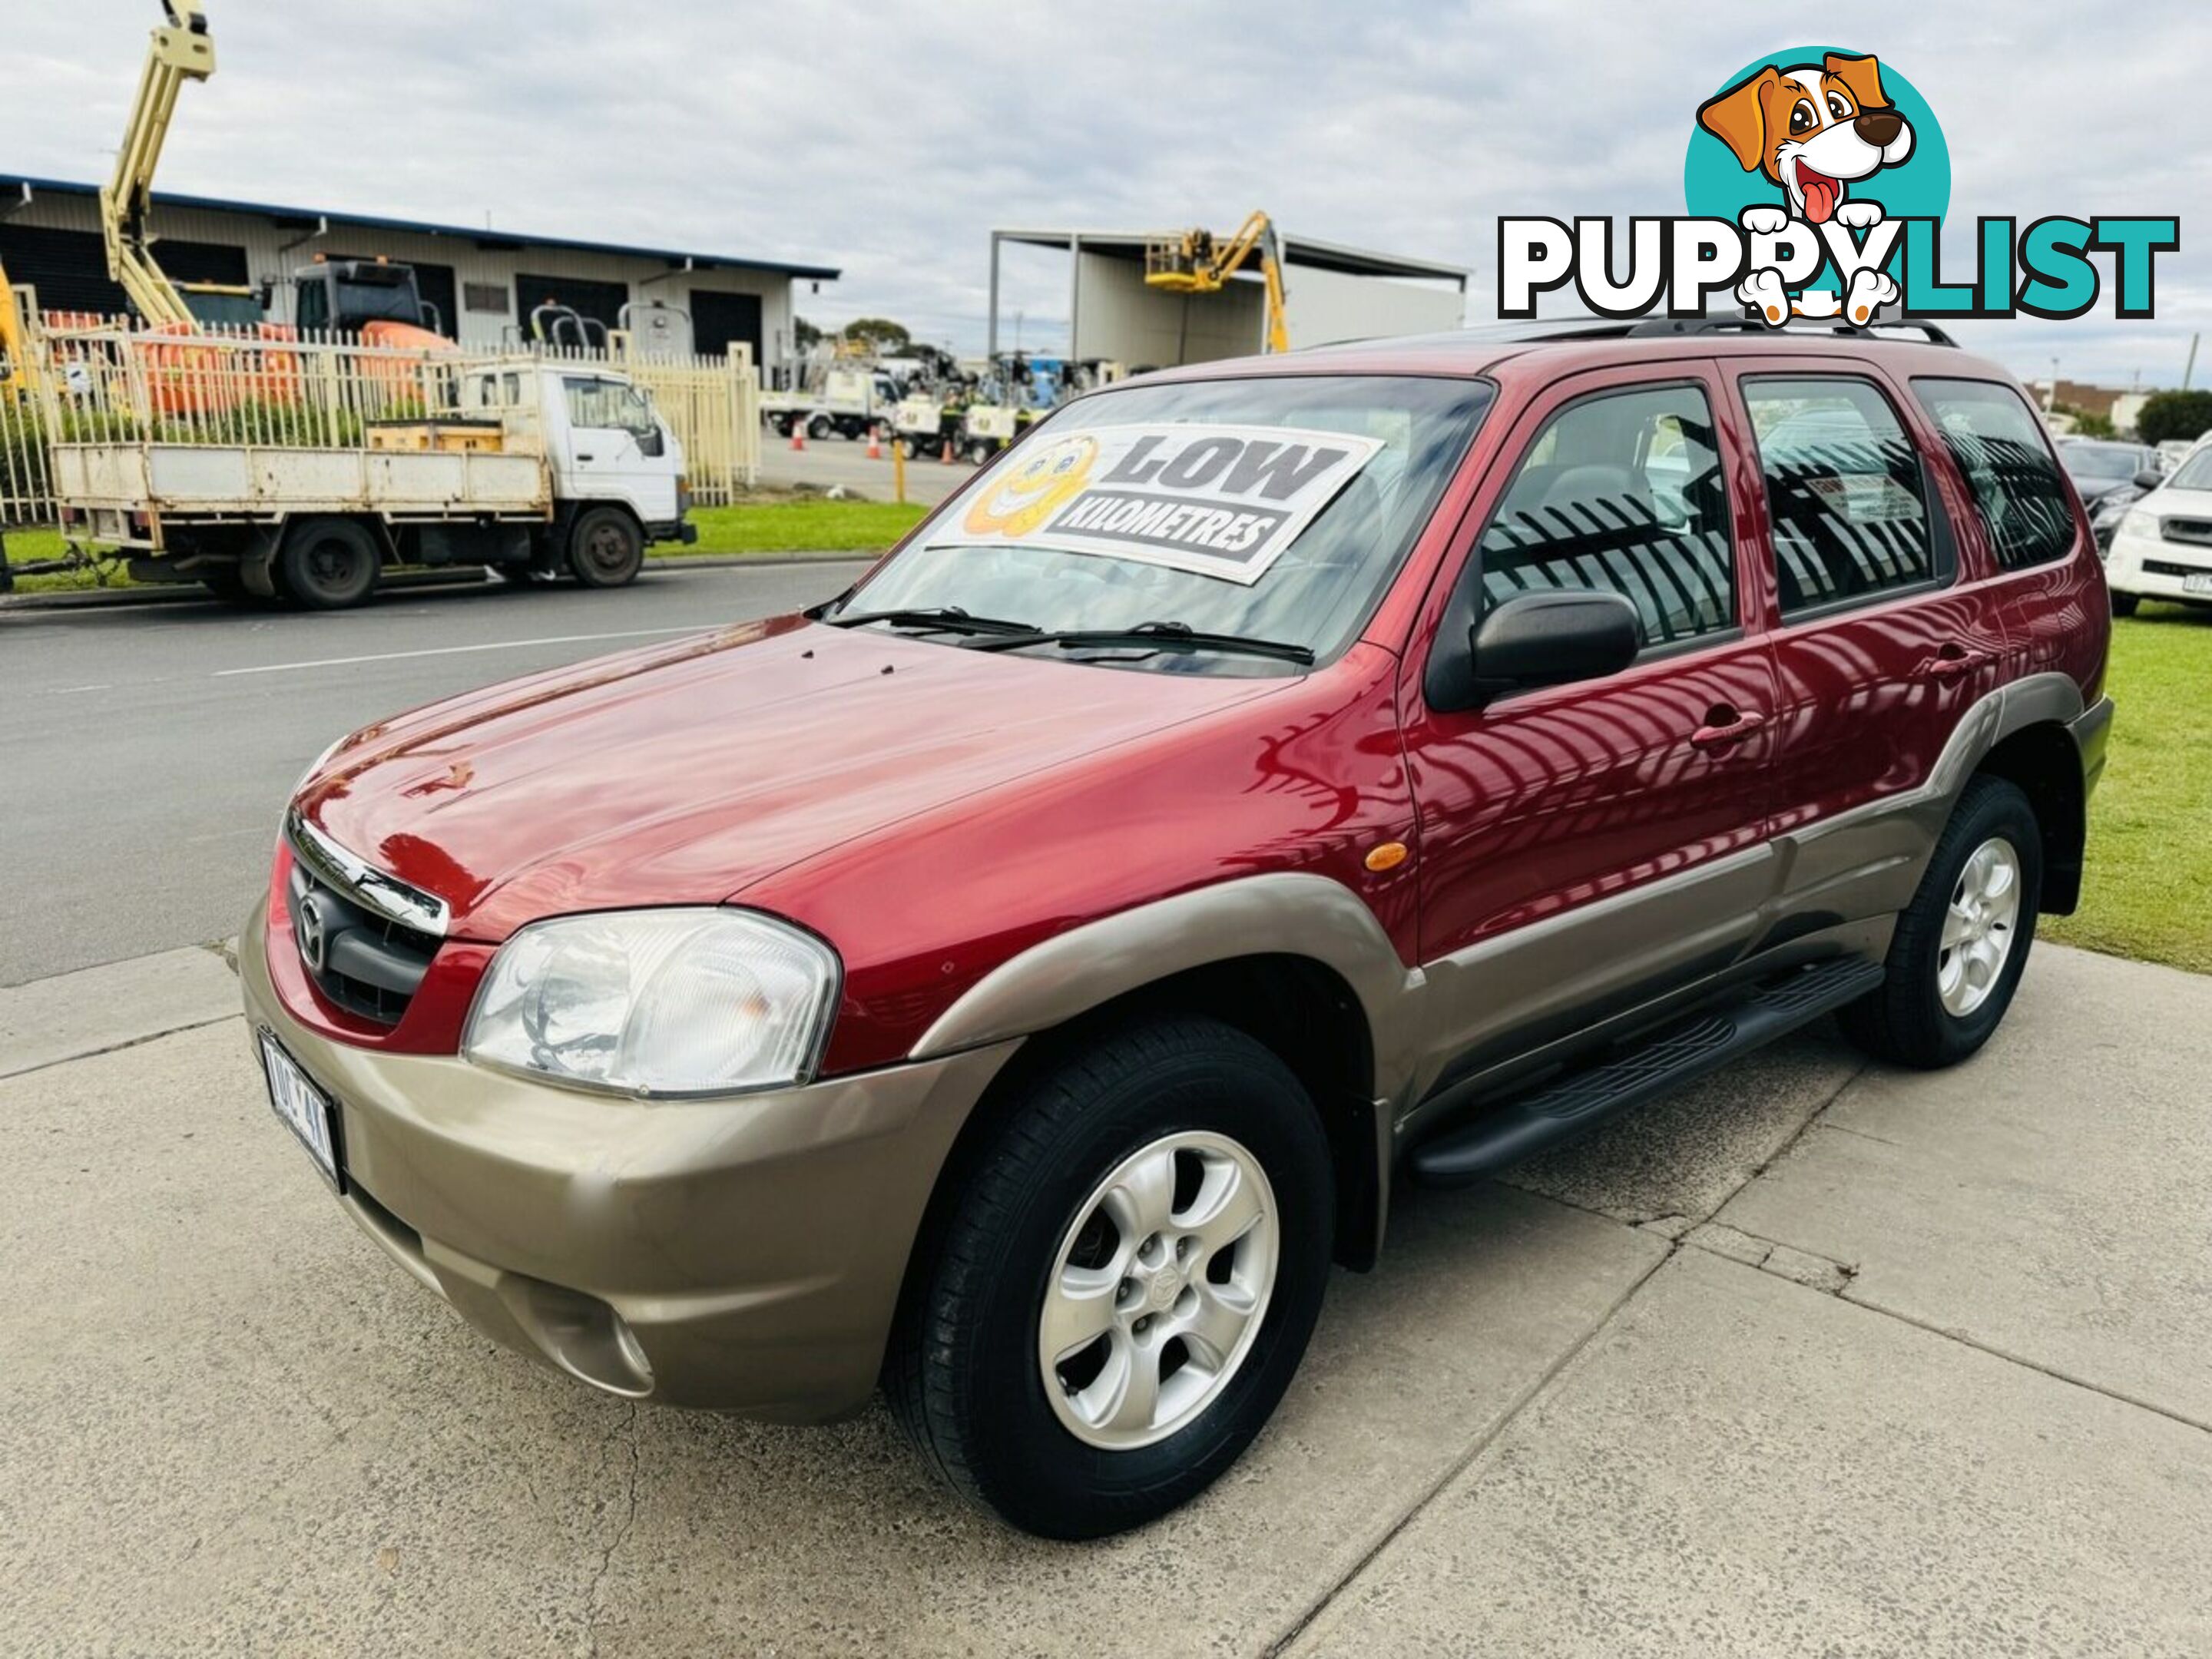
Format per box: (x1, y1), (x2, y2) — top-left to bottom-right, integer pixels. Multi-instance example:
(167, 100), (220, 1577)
(1143, 210), (1290, 354)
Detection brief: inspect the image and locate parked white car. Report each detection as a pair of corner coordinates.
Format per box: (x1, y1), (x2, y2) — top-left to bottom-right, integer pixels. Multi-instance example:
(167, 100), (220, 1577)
(2104, 441), (2212, 616)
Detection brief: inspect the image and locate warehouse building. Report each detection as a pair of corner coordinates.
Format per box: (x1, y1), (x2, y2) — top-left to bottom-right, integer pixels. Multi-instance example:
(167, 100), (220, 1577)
(0, 174), (839, 373)
(987, 227), (1467, 366)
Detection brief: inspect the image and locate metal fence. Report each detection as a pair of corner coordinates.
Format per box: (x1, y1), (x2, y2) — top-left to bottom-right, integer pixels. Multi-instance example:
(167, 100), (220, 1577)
(0, 316), (760, 529)
(1, 392), (49, 527)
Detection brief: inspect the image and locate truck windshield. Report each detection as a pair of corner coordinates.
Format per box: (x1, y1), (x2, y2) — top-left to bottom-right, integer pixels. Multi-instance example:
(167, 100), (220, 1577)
(833, 374), (1492, 674)
(182, 290), (263, 328)
(332, 278), (423, 326)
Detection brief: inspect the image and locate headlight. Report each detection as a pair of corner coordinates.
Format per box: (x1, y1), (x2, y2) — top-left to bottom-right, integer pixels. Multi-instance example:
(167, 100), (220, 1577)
(2120, 509), (2160, 541)
(463, 909), (839, 1098)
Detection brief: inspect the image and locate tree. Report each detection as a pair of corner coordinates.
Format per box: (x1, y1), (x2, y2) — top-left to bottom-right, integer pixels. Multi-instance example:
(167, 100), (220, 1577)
(842, 317), (912, 353)
(793, 315), (823, 351)
(2134, 389), (2212, 448)
(2054, 404), (2116, 440)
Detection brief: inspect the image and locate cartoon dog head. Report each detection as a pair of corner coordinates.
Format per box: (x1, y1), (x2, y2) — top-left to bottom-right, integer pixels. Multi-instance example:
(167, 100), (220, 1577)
(1697, 52), (1913, 224)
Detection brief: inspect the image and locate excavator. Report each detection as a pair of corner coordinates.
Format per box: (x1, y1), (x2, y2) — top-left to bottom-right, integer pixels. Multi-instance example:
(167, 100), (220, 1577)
(103, 2), (446, 345)
(1144, 210), (1291, 354)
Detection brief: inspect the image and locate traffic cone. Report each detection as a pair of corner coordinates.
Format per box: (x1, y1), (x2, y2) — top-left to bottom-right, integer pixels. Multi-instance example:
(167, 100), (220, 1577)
(790, 421), (806, 452)
(940, 436), (953, 465)
(866, 426), (882, 460)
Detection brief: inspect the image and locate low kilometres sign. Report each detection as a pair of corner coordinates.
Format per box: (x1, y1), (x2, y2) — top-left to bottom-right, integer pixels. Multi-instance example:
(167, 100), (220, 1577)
(931, 422), (1384, 585)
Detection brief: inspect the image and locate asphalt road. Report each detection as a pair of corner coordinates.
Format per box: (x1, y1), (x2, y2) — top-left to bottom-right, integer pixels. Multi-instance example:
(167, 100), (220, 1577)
(0, 560), (869, 985)
(756, 433), (976, 504)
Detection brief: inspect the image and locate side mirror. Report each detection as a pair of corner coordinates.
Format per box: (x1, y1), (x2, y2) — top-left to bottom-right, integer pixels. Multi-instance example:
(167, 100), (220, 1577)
(2134, 467), (2164, 492)
(1464, 590), (1643, 704)
(637, 426), (666, 458)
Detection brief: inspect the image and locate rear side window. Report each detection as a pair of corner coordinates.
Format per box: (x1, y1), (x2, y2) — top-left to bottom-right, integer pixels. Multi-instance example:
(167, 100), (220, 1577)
(1743, 377), (1935, 615)
(1913, 378), (2078, 570)
(1477, 384), (1736, 647)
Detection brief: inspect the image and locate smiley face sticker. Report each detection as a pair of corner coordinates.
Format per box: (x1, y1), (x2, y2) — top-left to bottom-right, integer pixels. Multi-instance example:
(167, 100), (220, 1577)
(962, 434), (1099, 538)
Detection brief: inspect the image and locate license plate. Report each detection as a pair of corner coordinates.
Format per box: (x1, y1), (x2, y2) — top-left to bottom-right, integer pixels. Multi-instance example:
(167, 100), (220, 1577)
(2185, 573), (2212, 596)
(260, 1032), (341, 1188)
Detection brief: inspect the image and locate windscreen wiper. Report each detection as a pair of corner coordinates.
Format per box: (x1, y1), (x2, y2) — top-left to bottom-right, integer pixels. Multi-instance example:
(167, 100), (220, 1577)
(965, 620), (1316, 666)
(819, 605), (1039, 638)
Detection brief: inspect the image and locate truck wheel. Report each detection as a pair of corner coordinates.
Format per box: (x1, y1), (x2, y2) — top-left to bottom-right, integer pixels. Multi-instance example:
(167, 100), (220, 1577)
(807, 413), (834, 443)
(902, 437), (922, 461)
(280, 518), (381, 610)
(966, 440), (994, 466)
(567, 507), (644, 588)
(886, 1016), (1333, 1539)
(1839, 775), (2042, 1070)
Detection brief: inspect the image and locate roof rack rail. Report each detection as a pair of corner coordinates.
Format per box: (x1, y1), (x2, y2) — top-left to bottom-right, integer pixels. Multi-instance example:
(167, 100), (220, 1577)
(1626, 312), (1959, 348)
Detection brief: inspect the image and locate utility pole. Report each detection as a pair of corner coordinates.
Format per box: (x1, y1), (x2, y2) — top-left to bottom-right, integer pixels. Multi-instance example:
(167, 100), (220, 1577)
(2185, 332), (2200, 392)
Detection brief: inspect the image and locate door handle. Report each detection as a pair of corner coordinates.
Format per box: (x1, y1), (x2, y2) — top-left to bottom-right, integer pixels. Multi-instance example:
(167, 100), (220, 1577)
(1921, 647), (1992, 683)
(1689, 708), (1767, 753)
(575, 452), (597, 462)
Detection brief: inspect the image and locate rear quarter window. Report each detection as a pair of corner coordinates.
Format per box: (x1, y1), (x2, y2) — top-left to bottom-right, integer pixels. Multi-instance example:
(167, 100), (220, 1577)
(1912, 378), (2078, 571)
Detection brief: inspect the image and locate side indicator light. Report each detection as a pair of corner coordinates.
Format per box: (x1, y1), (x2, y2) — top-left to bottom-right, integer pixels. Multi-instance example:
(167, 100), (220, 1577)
(1364, 841), (1410, 873)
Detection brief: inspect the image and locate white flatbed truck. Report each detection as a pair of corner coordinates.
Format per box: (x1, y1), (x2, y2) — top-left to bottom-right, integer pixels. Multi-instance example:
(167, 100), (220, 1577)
(35, 330), (694, 607)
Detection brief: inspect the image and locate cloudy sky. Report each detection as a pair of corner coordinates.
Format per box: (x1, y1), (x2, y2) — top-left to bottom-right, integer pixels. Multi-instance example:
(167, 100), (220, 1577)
(4, 1), (2207, 386)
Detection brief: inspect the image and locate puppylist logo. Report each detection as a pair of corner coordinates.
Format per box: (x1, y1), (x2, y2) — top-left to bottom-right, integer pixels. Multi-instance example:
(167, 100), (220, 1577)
(1498, 47), (2178, 328)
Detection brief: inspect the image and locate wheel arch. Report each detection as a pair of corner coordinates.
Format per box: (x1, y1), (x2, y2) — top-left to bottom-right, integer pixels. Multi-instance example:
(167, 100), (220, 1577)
(1975, 720), (2087, 914)
(909, 875), (1417, 1270)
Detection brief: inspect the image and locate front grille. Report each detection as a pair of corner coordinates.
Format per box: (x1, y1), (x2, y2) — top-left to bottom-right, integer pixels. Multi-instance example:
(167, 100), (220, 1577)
(2159, 517), (2212, 548)
(285, 818), (445, 1027)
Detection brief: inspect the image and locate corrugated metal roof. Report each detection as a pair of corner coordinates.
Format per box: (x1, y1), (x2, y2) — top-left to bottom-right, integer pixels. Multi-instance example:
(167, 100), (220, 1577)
(993, 226), (1465, 286)
(0, 174), (841, 281)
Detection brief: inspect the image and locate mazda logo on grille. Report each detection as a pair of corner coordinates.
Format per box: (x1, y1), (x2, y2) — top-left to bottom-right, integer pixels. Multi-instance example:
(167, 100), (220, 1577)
(295, 894), (329, 973)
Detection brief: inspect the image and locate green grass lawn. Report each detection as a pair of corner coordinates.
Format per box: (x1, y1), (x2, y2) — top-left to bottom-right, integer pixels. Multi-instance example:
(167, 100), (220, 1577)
(2, 497), (927, 594)
(684, 499), (925, 556)
(2045, 606), (2212, 975)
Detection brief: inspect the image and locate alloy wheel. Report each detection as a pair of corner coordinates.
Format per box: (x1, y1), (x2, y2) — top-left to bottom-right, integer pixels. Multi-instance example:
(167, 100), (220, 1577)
(1038, 1130), (1278, 1451)
(1939, 836), (2022, 1016)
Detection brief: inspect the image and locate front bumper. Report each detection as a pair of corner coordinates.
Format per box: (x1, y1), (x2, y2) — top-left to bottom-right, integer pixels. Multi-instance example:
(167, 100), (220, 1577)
(2105, 524), (2212, 601)
(240, 899), (1018, 1419)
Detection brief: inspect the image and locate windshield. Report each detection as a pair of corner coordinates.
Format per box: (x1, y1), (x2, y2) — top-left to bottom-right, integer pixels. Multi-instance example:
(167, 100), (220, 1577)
(2061, 443), (2142, 481)
(833, 374), (1493, 674)
(183, 290), (263, 328)
(2168, 449), (2212, 491)
(333, 277), (424, 326)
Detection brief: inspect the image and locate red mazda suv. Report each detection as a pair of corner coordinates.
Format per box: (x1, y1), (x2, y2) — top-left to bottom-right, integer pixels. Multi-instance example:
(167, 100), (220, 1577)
(244, 317), (2111, 1537)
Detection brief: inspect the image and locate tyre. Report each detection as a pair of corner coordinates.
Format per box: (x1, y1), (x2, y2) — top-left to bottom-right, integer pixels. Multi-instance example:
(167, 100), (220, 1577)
(966, 440), (993, 466)
(1839, 774), (2042, 1069)
(902, 436), (922, 462)
(566, 507), (644, 588)
(279, 518), (381, 610)
(2108, 589), (2140, 618)
(807, 413), (834, 442)
(887, 1016), (1334, 1539)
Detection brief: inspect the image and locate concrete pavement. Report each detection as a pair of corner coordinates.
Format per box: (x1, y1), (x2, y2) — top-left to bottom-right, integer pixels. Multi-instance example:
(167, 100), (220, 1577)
(2, 940), (2207, 1656)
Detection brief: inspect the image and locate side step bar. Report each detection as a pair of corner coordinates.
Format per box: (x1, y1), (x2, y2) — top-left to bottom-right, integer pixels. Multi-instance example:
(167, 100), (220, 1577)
(1409, 956), (1886, 1189)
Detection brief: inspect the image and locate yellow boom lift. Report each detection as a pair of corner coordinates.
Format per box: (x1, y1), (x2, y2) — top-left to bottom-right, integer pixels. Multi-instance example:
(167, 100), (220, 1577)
(1144, 210), (1291, 354)
(101, 2), (264, 327)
